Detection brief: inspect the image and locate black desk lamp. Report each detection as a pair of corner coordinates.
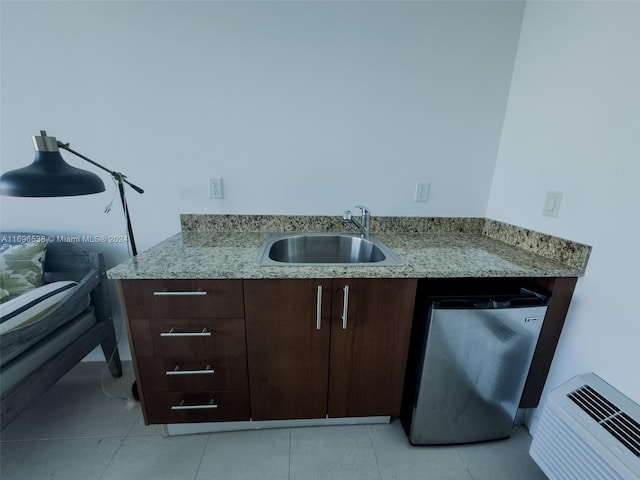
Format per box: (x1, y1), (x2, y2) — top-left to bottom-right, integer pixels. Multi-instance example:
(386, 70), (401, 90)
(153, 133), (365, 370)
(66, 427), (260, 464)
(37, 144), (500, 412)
(0, 131), (143, 256)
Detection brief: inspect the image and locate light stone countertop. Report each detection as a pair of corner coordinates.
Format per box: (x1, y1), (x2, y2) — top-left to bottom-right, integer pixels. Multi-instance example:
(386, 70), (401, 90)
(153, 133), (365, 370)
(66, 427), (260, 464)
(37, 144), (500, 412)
(107, 217), (589, 280)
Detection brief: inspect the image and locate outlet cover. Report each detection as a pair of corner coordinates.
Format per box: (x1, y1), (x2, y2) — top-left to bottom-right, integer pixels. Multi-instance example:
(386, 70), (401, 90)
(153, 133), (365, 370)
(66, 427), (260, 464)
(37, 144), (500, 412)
(415, 181), (430, 202)
(209, 177), (223, 199)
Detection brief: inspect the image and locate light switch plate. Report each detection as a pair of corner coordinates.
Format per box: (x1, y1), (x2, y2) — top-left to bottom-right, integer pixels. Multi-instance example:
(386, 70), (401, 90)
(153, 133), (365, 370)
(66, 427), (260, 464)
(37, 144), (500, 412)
(543, 191), (563, 217)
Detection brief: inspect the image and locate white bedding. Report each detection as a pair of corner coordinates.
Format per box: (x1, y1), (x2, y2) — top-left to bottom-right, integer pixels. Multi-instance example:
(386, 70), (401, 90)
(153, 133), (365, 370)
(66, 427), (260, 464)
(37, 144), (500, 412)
(0, 281), (78, 334)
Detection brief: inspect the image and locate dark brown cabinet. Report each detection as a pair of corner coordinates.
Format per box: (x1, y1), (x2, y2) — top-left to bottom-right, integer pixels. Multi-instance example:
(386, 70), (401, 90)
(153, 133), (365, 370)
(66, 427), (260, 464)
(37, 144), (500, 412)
(244, 279), (332, 420)
(118, 275), (573, 426)
(328, 279), (417, 418)
(119, 279), (250, 424)
(244, 278), (417, 421)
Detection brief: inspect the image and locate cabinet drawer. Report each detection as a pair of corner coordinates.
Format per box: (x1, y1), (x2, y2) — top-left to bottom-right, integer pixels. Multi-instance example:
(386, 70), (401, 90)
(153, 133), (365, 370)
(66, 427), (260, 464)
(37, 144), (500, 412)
(137, 357), (248, 392)
(144, 391), (250, 424)
(120, 280), (244, 319)
(129, 317), (246, 357)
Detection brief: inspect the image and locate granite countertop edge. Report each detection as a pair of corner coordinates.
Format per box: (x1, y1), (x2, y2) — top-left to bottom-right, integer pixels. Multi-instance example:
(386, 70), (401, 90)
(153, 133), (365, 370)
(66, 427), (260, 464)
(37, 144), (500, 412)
(107, 215), (591, 280)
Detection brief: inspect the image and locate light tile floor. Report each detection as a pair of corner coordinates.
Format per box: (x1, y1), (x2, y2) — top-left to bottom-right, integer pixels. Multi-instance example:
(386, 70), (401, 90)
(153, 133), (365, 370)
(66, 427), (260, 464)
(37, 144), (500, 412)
(0, 362), (548, 480)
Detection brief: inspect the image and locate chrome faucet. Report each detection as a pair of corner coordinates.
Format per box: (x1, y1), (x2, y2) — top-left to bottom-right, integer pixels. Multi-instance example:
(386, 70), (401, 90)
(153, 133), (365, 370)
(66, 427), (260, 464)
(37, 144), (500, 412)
(343, 205), (371, 237)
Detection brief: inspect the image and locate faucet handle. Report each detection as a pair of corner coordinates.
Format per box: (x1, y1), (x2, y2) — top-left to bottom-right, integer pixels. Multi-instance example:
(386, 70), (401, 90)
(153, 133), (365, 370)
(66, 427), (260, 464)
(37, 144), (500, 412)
(354, 206), (371, 235)
(354, 205), (370, 216)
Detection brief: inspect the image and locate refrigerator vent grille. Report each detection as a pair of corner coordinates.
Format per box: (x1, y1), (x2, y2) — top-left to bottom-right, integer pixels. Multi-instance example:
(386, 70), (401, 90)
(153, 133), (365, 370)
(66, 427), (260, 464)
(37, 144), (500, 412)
(568, 385), (640, 458)
(530, 373), (640, 479)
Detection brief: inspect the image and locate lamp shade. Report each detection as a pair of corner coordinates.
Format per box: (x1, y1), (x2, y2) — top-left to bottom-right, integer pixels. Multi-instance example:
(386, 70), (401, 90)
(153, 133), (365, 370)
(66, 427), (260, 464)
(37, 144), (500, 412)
(0, 132), (106, 197)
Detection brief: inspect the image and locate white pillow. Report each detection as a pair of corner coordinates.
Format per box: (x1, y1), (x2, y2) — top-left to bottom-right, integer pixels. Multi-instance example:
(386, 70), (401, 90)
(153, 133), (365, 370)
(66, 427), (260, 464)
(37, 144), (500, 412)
(0, 281), (78, 335)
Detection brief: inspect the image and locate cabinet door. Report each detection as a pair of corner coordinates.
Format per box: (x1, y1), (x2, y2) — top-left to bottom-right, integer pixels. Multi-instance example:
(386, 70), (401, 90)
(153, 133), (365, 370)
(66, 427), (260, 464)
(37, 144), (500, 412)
(244, 279), (332, 420)
(328, 278), (417, 418)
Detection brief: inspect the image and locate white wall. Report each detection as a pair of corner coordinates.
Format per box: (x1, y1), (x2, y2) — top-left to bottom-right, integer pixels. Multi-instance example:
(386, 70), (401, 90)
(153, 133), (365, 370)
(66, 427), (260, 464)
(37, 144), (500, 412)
(1, 0), (525, 363)
(9, 0), (637, 428)
(487, 0), (640, 431)
(1, 0), (524, 258)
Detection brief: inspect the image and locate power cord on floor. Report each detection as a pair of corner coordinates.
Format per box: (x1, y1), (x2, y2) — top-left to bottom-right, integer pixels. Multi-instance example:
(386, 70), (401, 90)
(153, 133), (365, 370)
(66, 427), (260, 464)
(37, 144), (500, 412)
(100, 312), (138, 410)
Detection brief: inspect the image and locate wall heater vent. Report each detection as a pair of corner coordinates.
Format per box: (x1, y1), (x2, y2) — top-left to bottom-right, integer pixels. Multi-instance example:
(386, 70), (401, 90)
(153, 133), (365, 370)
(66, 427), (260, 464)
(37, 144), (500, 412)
(530, 373), (640, 480)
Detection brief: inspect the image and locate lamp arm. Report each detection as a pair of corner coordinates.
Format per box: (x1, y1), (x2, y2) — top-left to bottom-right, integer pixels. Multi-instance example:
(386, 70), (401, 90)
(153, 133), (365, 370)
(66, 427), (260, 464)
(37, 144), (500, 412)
(57, 141), (145, 194)
(57, 140), (143, 256)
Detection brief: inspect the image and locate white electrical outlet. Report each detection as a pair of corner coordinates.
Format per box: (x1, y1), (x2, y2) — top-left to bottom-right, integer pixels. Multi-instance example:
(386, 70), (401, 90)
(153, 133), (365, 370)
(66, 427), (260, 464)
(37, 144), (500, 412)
(415, 181), (430, 202)
(209, 177), (223, 199)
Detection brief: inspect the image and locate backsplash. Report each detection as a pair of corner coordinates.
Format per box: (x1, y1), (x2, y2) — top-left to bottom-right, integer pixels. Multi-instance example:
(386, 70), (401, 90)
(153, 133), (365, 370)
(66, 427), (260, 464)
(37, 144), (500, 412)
(180, 214), (592, 274)
(373, 217), (485, 234)
(482, 219), (591, 272)
(179, 214), (485, 234)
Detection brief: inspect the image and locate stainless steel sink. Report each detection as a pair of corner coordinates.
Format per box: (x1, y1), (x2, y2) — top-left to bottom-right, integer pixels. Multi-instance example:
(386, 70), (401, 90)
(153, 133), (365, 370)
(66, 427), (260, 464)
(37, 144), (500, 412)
(255, 233), (403, 266)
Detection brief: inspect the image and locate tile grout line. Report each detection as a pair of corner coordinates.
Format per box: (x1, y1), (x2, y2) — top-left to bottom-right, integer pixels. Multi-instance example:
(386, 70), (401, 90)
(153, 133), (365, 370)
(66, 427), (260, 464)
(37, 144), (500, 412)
(123, 409), (144, 437)
(454, 445), (476, 480)
(0, 437), (37, 473)
(288, 428), (292, 480)
(96, 436), (127, 480)
(97, 397), (144, 480)
(192, 433), (213, 480)
(366, 425), (385, 480)
(2, 433), (129, 442)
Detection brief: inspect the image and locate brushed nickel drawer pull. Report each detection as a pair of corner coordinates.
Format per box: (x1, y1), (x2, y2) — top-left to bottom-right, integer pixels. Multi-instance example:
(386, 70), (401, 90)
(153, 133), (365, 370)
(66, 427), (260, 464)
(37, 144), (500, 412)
(153, 288), (207, 296)
(160, 328), (212, 337)
(316, 285), (323, 330)
(342, 285), (350, 329)
(171, 399), (218, 410)
(166, 365), (215, 376)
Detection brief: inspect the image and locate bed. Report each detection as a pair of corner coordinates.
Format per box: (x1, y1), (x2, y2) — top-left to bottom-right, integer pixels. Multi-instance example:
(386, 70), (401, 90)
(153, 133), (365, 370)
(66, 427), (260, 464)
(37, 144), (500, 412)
(1, 233), (122, 428)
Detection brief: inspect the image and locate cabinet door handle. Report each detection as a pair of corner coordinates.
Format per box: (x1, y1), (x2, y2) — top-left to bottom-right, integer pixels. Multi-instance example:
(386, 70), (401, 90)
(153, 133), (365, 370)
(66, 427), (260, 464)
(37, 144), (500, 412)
(153, 288), (207, 296)
(342, 285), (350, 329)
(316, 285), (323, 330)
(166, 365), (215, 376)
(160, 328), (212, 337)
(171, 399), (218, 410)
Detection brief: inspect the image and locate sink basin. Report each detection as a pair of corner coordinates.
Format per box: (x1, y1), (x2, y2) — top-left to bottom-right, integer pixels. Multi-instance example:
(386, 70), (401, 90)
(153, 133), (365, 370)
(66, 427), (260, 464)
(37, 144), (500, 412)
(255, 233), (403, 266)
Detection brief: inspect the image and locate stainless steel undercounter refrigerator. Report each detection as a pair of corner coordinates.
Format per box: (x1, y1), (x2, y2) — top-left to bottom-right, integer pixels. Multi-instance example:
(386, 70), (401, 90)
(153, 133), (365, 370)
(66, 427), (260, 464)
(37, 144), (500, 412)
(402, 288), (550, 445)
